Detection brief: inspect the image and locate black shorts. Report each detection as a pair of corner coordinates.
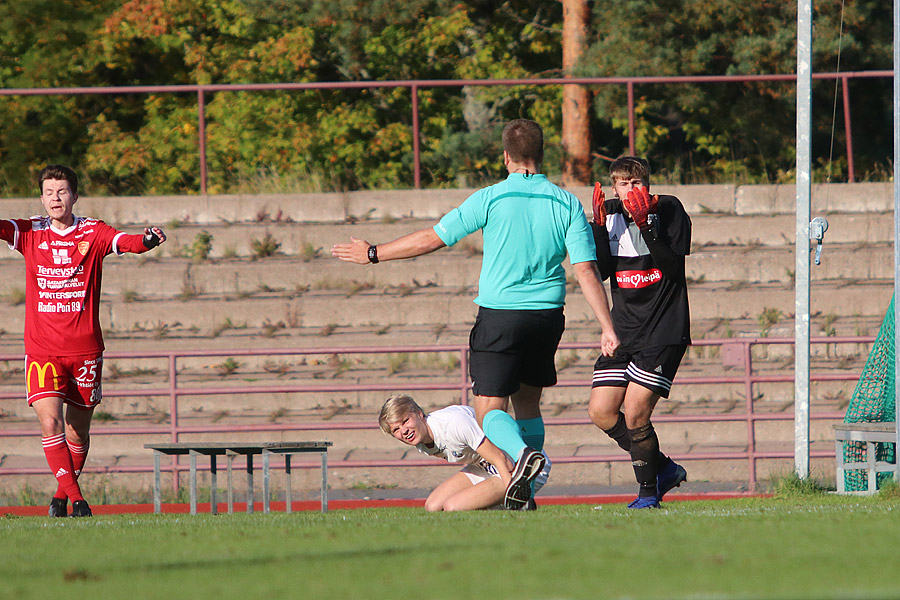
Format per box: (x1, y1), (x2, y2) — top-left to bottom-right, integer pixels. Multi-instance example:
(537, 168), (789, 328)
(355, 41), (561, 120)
(591, 345), (687, 398)
(469, 306), (565, 398)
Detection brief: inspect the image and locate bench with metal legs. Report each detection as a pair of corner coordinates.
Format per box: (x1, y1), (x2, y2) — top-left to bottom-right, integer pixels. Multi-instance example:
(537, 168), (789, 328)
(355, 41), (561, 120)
(146, 442), (333, 514)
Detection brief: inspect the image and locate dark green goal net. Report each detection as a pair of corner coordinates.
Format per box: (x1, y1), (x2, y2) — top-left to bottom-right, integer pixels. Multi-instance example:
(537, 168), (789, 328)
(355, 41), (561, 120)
(842, 295), (896, 491)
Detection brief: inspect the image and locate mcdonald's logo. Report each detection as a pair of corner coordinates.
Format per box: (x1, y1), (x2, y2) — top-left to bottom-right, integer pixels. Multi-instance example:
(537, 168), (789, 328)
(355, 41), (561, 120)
(27, 361), (61, 393)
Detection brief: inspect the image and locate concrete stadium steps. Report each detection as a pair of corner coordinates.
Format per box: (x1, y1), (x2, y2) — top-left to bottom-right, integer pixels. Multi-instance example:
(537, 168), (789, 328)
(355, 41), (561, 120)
(0, 308), (884, 358)
(1, 181), (891, 225)
(150, 210), (894, 251)
(0, 239), (890, 298)
(2, 330), (863, 422)
(0, 184), (893, 496)
(0, 208), (890, 259)
(688, 243), (892, 283)
(0, 367), (860, 427)
(0, 415), (841, 497)
(0, 270), (891, 335)
(0, 209), (878, 257)
(1, 335), (863, 422)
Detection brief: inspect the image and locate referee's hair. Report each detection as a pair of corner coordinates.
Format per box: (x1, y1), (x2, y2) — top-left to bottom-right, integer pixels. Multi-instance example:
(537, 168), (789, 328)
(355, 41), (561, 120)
(378, 394), (425, 434)
(38, 164), (79, 195)
(502, 119), (544, 165)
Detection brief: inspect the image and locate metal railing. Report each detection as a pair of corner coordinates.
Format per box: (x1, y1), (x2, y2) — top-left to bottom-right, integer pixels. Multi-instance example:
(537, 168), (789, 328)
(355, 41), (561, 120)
(0, 71), (891, 192)
(0, 335), (872, 494)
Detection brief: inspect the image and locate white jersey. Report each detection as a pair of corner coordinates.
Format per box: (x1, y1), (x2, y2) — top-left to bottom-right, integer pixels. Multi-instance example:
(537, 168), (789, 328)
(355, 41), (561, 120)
(416, 405), (487, 466)
(417, 404), (551, 490)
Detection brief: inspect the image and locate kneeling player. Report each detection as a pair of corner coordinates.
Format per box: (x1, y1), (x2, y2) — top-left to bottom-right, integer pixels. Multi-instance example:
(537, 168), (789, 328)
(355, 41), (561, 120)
(379, 395), (549, 511)
(1, 165), (167, 517)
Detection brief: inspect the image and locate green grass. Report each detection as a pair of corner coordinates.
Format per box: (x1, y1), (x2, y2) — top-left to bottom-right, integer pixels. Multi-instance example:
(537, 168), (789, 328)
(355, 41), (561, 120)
(2, 495), (899, 599)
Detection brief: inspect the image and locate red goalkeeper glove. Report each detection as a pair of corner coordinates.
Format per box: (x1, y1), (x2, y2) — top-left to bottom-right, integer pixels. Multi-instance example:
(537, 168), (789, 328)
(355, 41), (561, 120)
(592, 182), (607, 226)
(622, 187), (658, 230)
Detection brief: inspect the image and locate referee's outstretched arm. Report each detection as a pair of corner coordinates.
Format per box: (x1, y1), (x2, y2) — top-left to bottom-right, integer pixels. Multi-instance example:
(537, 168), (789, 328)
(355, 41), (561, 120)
(331, 228), (446, 265)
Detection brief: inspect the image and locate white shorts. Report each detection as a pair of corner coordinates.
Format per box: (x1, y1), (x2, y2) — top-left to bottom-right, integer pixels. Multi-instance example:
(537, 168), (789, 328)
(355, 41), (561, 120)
(460, 454), (553, 491)
(460, 459), (501, 485)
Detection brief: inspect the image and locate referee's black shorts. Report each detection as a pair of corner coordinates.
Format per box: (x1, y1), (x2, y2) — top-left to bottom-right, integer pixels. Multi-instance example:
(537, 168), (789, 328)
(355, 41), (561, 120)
(468, 306), (565, 398)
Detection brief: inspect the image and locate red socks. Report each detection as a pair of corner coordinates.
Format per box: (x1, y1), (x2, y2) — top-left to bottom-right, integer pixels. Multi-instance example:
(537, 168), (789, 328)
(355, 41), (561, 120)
(42, 433), (84, 502)
(68, 439), (89, 479)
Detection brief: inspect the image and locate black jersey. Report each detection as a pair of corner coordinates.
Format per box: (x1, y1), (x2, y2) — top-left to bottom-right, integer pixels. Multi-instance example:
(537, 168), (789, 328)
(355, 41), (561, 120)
(593, 194), (691, 349)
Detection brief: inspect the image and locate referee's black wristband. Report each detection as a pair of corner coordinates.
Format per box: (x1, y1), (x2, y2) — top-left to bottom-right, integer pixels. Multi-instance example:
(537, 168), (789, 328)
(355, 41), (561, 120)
(367, 245), (379, 264)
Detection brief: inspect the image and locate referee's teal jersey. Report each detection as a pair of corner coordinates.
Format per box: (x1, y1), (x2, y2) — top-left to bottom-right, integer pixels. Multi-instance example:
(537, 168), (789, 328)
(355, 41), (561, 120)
(434, 173), (595, 310)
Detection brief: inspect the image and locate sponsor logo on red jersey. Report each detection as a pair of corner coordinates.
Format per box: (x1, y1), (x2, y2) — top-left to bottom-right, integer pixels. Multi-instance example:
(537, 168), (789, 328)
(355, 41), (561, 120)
(37, 265), (83, 277)
(27, 360), (61, 393)
(616, 268), (662, 289)
(51, 248), (71, 265)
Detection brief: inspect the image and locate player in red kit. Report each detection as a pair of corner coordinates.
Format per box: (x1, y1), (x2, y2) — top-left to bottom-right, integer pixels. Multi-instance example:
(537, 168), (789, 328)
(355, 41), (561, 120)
(0, 165), (167, 517)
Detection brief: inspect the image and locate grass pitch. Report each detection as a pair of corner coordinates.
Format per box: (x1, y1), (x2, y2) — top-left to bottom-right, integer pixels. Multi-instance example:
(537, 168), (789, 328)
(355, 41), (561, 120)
(2, 494), (898, 600)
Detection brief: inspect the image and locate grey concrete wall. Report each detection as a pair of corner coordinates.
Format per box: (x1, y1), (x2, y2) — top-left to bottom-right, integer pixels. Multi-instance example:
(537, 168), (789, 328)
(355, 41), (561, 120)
(1, 182), (892, 225)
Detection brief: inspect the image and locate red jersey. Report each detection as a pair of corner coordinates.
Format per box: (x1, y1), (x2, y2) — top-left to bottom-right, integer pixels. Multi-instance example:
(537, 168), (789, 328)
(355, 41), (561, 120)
(0, 216), (149, 356)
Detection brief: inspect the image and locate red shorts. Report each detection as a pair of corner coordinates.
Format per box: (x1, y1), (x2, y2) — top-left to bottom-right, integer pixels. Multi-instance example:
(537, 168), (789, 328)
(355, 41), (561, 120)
(25, 354), (103, 409)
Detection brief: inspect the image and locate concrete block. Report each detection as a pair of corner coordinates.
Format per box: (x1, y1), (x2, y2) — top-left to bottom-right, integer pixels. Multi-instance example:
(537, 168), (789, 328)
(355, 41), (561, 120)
(344, 188), (473, 221)
(734, 182), (892, 215)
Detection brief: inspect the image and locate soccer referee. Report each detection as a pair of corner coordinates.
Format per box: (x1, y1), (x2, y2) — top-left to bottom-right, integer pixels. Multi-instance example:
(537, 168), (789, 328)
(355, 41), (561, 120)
(332, 119), (619, 510)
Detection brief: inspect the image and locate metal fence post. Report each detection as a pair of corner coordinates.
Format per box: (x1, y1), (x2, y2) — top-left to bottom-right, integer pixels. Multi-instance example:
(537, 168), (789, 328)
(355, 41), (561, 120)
(412, 83), (421, 189)
(198, 88), (208, 195)
(627, 81), (635, 156)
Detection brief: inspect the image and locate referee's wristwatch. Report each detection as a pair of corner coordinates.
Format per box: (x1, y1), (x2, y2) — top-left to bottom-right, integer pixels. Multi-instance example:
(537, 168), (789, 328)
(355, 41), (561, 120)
(367, 245), (379, 264)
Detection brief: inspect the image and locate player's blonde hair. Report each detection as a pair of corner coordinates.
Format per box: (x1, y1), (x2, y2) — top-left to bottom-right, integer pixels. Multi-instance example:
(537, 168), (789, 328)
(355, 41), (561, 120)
(608, 156), (651, 185)
(378, 394), (424, 434)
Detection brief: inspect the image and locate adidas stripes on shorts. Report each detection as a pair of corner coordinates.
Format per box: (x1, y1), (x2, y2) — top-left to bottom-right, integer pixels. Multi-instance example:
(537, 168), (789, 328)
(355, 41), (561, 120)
(591, 345), (687, 398)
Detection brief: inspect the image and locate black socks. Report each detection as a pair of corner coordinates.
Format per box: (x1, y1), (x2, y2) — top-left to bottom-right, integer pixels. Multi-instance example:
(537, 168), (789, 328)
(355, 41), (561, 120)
(628, 422), (660, 498)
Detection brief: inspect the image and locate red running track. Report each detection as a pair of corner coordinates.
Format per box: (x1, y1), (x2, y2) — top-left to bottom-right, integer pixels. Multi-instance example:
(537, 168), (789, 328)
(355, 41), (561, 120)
(0, 492), (762, 517)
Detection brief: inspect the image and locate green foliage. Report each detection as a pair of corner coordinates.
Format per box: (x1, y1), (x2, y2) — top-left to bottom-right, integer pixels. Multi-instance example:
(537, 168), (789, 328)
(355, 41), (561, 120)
(771, 471), (831, 497)
(584, 0), (892, 183)
(0, 1), (567, 195)
(250, 232), (281, 258)
(757, 307), (782, 337)
(0, 0), (892, 196)
(92, 410), (117, 423)
(215, 357), (241, 376)
(876, 478), (900, 499)
(190, 230), (213, 262)
(297, 241), (321, 262)
(0, 0), (123, 195)
(5, 287), (25, 306)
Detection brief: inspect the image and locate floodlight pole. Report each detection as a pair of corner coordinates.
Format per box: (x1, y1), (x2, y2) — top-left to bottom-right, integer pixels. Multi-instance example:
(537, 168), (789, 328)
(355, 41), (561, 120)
(794, 0), (813, 479)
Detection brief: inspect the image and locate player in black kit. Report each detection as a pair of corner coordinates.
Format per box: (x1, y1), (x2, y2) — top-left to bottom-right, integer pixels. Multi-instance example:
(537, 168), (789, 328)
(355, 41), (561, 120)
(588, 156), (691, 508)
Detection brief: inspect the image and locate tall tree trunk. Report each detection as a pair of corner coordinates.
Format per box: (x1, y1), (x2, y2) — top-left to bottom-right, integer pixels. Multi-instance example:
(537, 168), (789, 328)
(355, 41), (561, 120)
(562, 0), (592, 186)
